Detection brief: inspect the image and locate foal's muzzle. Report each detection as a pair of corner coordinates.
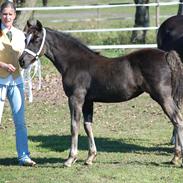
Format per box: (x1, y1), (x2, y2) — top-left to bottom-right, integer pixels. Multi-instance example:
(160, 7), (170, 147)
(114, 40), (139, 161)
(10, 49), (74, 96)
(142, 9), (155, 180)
(19, 53), (36, 69)
(19, 59), (25, 68)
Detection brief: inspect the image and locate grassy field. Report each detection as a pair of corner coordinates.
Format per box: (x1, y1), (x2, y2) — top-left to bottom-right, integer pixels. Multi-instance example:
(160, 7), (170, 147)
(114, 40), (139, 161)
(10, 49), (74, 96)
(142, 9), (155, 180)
(1, 1), (183, 183)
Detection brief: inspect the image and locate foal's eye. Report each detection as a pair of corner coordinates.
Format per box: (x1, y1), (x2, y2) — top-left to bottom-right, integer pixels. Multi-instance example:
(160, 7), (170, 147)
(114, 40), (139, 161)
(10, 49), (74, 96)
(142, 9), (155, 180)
(34, 40), (39, 44)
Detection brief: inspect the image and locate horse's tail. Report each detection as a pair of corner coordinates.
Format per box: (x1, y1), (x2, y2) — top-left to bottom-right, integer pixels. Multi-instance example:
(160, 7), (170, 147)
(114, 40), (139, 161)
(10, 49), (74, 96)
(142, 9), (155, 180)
(166, 50), (183, 108)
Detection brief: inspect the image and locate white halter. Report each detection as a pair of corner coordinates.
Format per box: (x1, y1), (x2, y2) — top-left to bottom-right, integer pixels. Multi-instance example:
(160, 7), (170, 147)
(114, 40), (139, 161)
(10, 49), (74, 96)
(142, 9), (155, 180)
(24, 28), (46, 60)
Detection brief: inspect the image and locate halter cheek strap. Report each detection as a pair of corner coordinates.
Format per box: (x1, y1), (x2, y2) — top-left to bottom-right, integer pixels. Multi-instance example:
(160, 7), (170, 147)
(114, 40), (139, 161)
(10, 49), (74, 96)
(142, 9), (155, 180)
(24, 28), (46, 60)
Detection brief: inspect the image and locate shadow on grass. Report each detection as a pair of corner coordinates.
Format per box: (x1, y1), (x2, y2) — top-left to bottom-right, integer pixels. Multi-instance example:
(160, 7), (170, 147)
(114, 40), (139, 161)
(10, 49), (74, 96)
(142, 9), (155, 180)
(0, 157), (18, 166)
(0, 157), (66, 166)
(0, 135), (173, 166)
(29, 135), (173, 155)
(0, 156), (177, 168)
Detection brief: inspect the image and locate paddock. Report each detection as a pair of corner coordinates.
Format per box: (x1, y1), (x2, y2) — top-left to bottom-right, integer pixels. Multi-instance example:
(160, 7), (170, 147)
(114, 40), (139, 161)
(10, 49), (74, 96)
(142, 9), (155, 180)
(1, 1), (183, 183)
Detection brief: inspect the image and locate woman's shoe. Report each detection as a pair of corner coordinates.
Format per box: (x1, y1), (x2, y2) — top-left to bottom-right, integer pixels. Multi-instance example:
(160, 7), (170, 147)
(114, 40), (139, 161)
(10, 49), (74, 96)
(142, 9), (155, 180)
(19, 156), (36, 166)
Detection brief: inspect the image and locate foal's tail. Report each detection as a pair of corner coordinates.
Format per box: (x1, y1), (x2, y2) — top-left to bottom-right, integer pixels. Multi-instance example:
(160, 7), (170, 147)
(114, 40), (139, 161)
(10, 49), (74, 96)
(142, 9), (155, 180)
(166, 50), (183, 108)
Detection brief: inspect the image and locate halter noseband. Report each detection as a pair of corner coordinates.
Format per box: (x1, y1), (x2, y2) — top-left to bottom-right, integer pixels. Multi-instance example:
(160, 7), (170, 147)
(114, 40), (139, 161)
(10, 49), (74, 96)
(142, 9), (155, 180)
(24, 28), (46, 60)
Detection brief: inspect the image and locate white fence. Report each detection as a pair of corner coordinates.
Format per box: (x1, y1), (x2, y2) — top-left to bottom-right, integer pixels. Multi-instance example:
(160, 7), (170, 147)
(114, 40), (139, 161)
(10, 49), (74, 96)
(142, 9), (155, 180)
(17, 1), (181, 50)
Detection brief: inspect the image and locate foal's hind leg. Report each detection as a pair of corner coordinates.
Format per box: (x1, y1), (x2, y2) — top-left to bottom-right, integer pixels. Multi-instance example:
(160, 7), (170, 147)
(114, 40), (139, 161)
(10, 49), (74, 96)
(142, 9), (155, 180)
(171, 132), (182, 165)
(83, 101), (97, 165)
(158, 97), (183, 166)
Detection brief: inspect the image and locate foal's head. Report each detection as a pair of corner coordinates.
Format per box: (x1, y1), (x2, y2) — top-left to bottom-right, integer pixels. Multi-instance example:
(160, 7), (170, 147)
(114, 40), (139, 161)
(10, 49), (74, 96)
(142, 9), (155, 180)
(19, 19), (46, 69)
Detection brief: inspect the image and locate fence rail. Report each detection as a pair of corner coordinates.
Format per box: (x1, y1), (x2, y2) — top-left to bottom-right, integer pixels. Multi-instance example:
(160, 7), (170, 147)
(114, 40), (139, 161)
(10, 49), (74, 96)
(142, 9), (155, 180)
(89, 44), (157, 50)
(16, 2), (182, 11)
(64, 27), (158, 33)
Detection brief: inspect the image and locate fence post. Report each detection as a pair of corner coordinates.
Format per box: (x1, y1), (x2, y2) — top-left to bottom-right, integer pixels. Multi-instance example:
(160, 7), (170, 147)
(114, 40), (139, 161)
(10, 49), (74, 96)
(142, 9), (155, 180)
(156, 0), (160, 27)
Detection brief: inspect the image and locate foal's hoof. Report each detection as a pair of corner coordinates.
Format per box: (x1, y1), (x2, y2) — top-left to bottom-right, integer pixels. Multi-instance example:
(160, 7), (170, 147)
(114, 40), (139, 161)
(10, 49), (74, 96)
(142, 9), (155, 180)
(170, 156), (181, 166)
(84, 153), (97, 166)
(64, 157), (77, 167)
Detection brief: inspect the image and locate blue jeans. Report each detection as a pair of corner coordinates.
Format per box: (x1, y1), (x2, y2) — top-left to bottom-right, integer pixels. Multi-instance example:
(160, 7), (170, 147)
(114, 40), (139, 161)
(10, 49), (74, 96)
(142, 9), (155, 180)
(0, 83), (30, 159)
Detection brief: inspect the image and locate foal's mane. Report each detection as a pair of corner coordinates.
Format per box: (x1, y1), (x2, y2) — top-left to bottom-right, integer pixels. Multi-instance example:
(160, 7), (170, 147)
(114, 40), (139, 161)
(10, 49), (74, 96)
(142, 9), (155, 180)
(45, 27), (99, 56)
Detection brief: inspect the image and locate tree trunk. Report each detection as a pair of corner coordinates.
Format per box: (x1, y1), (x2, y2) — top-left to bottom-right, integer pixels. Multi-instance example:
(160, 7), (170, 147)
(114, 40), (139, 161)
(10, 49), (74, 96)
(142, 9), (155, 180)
(131, 0), (149, 43)
(178, 0), (183, 15)
(42, 0), (48, 7)
(15, 0), (37, 30)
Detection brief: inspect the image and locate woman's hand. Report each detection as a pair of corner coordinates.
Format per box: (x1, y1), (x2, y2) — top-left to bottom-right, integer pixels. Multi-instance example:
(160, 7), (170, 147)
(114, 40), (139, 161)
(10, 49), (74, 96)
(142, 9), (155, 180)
(0, 62), (16, 72)
(6, 64), (16, 72)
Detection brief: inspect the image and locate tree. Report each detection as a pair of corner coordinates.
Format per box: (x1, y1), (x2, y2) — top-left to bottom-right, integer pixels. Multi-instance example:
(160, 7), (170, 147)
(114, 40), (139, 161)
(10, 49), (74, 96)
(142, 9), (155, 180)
(42, 0), (47, 7)
(178, 0), (183, 15)
(14, 0), (37, 30)
(130, 0), (149, 43)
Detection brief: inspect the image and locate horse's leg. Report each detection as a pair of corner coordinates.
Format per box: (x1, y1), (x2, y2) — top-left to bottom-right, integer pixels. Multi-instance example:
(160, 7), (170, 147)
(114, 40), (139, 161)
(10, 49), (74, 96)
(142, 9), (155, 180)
(171, 131), (182, 165)
(64, 94), (84, 167)
(142, 30), (147, 44)
(173, 118), (183, 166)
(83, 101), (97, 165)
(170, 127), (176, 145)
(130, 29), (138, 43)
(157, 96), (183, 165)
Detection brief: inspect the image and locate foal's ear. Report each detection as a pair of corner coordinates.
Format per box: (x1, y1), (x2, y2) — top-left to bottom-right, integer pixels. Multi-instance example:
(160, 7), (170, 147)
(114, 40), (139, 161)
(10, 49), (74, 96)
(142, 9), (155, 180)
(25, 19), (42, 31)
(36, 20), (43, 31)
(26, 19), (36, 27)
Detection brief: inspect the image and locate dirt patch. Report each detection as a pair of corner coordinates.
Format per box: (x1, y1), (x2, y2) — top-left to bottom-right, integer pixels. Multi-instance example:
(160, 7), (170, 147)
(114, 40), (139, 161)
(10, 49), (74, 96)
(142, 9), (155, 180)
(29, 73), (67, 104)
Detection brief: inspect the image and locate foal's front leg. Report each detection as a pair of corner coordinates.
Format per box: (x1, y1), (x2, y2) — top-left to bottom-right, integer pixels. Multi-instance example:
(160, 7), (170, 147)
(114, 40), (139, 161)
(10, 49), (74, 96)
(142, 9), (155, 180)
(64, 95), (83, 167)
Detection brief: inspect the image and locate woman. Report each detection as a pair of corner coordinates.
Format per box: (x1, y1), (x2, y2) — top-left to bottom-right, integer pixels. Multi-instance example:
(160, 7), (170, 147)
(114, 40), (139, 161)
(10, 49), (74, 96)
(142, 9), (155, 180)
(0, 1), (36, 166)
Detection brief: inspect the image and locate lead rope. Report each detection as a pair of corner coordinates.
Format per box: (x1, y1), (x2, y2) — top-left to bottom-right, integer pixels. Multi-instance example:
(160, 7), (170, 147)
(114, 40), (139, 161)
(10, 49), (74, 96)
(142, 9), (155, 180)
(21, 59), (42, 103)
